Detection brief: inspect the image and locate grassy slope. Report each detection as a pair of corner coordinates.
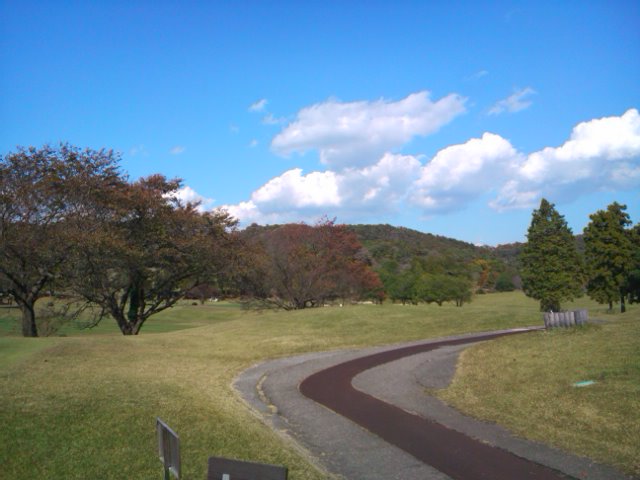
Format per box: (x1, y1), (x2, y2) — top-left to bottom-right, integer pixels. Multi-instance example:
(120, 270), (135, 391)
(1, 293), (636, 478)
(438, 303), (640, 476)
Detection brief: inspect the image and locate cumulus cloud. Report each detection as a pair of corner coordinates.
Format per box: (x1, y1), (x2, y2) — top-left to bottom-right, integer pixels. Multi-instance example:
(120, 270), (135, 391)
(169, 145), (185, 155)
(223, 153), (422, 224)
(488, 87), (536, 115)
(222, 108), (639, 226)
(339, 153), (422, 209)
(411, 133), (523, 213)
(224, 169), (340, 225)
(493, 108), (640, 209)
(249, 98), (268, 112)
(224, 201), (262, 224)
(174, 186), (216, 211)
(271, 91), (466, 168)
(250, 169), (341, 210)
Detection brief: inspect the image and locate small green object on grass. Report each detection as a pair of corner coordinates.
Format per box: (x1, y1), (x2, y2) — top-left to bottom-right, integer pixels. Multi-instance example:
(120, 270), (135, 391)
(573, 380), (596, 387)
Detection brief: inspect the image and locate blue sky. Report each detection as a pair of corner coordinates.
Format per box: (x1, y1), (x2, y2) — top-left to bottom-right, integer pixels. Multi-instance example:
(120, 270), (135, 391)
(1, 1), (639, 245)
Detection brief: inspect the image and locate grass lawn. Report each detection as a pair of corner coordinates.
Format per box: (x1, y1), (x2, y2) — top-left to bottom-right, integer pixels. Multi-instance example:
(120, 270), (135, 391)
(438, 301), (640, 477)
(0, 292), (636, 478)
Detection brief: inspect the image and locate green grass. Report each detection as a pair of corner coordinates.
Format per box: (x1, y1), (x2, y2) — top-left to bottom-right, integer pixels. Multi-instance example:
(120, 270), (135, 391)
(0, 292), (636, 479)
(0, 300), (246, 337)
(0, 337), (62, 368)
(437, 301), (640, 476)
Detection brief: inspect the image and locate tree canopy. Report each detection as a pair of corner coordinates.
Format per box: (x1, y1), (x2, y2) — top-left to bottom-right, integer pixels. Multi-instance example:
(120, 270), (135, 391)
(583, 202), (635, 312)
(1, 144), (239, 336)
(623, 224), (640, 304)
(520, 198), (584, 311)
(69, 175), (238, 334)
(0, 144), (124, 336)
(240, 219), (383, 309)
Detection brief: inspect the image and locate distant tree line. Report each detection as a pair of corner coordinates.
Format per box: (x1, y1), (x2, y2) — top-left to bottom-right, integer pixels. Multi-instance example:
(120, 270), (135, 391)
(377, 256), (473, 306)
(521, 198), (640, 312)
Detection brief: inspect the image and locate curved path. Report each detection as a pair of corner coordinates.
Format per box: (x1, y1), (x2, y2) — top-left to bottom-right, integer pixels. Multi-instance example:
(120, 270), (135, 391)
(234, 329), (632, 480)
(300, 329), (567, 479)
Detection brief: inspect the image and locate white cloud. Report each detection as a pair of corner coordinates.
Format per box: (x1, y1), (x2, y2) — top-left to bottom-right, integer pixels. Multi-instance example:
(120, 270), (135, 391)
(271, 91), (466, 168)
(174, 186), (216, 212)
(224, 201), (262, 224)
(169, 145), (185, 155)
(249, 98), (268, 112)
(339, 153), (422, 210)
(222, 108), (640, 225)
(251, 169), (341, 211)
(411, 133), (522, 212)
(488, 87), (536, 115)
(249, 139), (258, 148)
(222, 153), (421, 224)
(493, 108), (640, 209)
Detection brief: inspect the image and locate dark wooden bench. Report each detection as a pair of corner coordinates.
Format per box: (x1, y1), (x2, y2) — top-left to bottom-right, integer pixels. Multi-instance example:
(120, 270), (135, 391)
(207, 456), (288, 480)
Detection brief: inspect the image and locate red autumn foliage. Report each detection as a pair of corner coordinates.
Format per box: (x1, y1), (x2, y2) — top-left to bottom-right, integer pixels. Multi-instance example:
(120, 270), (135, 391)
(241, 219), (384, 309)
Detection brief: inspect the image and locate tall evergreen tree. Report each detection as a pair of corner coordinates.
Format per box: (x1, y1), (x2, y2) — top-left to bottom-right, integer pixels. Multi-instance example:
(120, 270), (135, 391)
(623, 224), (640, 304)
(583, 202), (634, 312)
(520, 199), (584, 311)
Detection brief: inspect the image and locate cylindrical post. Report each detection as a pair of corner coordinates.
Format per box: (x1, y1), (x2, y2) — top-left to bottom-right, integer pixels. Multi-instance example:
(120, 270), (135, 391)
(567, 310), (575, 327)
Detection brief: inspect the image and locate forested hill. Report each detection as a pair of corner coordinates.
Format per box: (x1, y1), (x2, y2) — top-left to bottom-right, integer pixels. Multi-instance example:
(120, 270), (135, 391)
(242, 223), (521, 269)
(347, 224), (508, 267)
(240, 222), (522, 294)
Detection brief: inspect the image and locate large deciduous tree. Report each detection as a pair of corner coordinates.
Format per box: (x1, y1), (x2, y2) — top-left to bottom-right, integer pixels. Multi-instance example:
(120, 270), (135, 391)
(520, 199), (584, 311)
(243, 219), (383, 309)
(0, 144), (124, 337)
(583, 203), (635, 312)
(70, 175), (238, 335)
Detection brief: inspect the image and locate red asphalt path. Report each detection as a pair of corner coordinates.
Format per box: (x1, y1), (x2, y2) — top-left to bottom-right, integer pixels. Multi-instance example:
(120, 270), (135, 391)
(299, 329), (573, 480)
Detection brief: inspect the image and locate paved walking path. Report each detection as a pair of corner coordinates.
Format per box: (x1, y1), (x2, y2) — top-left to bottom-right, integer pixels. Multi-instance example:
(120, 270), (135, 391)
(234, 329), (633, 480)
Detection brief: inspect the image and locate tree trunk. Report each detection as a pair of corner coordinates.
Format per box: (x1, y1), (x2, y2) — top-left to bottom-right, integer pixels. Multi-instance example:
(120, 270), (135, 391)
(620, 294), (626, 313)
(19, 301), (38, 337)
(116, 321), (143, 335)
(131, 318), (144, 335)
(128, 280), (143, 323)
(111, 311), (135, 335)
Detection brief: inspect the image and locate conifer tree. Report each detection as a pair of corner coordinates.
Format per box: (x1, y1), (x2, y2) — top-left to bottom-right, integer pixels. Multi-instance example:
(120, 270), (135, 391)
(583, 202), (634, 312)
(623, 224), (640, 304)
(520, 199), (584, 311)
